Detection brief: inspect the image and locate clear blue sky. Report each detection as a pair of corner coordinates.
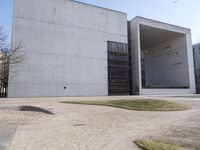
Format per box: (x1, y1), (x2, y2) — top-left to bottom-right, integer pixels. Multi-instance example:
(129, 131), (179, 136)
(0, 0), (200, 44)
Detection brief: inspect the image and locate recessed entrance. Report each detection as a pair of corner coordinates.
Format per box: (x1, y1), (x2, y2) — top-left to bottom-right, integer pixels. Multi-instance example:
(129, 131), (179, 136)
(140, 24), (190, 89)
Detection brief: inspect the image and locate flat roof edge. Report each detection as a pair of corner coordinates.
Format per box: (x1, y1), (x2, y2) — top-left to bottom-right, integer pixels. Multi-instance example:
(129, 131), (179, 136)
(130, 16), (191, 31)
(71, 0), (127, 15)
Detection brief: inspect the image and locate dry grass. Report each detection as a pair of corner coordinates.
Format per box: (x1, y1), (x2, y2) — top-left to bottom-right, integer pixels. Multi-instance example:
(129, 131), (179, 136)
(62, 99), (189, 111)
(134, 139), (193, 150)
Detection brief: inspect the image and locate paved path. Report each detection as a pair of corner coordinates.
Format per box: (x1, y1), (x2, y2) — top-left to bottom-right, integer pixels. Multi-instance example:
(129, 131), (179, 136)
(0, 121), (17, 150)
(0, 95), (199, 150)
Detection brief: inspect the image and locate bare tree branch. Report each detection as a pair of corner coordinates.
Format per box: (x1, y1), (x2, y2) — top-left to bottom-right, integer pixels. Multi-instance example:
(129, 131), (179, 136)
(0, 27), (26, 97)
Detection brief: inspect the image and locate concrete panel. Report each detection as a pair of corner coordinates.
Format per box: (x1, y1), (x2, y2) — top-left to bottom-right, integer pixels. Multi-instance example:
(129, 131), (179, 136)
(133, 16), (190, 34)
(144, 36), (189, 88)
(8, 0), (127, 97)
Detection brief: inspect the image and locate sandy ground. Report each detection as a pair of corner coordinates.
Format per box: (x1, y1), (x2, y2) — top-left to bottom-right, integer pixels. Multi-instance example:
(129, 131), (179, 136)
(0, 96), (200, 150)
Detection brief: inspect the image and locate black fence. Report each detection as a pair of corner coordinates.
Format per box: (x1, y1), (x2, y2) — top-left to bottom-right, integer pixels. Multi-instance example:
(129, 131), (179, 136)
(108, 41), (130, 95)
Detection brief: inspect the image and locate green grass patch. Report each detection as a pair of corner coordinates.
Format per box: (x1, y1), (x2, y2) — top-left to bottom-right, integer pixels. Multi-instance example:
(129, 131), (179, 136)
(62, 99), (189, 111)
(134, 139), (192, 150)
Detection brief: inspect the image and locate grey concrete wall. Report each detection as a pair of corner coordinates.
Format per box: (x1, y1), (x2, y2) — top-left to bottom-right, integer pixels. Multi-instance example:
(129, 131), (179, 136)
(130, 17), (196, 95)
(145, 36), (189, 88)
(129, 20), (141, 95)
(193, 43), (200, 93)
(8, 0), (127, 97)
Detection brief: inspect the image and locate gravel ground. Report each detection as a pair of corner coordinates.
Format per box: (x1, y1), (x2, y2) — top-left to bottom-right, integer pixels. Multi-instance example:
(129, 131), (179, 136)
(0, 96), (199, 150)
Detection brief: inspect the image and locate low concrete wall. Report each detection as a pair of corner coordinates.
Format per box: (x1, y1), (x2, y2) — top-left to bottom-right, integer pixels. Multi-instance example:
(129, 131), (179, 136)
(141, 88), (192, 95)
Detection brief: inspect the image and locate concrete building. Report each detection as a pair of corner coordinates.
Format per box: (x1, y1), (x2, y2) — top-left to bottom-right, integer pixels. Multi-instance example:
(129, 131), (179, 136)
(129, 17), (196, 95)
(8, 0), (128, 97)
(7, 0), (196, 97)
(193, 43), (200, 94)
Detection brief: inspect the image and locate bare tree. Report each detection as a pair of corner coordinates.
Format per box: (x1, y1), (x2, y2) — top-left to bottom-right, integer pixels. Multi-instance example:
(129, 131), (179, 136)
(0, 27), (25, 97)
